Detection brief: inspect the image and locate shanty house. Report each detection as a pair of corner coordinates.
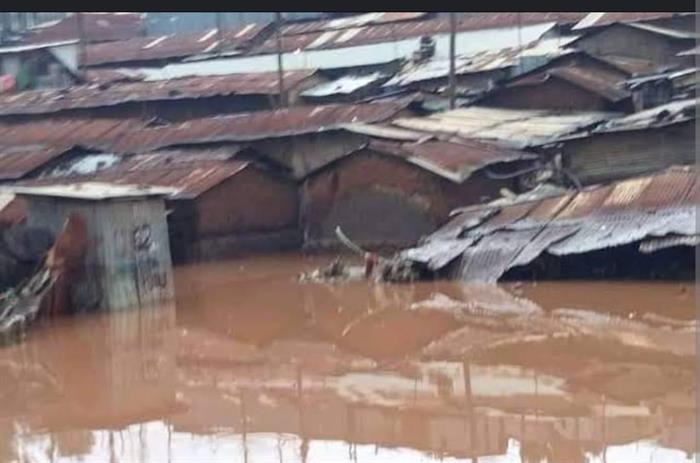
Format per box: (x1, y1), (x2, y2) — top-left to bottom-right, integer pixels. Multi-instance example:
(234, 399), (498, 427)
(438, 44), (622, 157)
(301, 137), (538, 249)
(570, 22), (698, 66)
(552, 98), (696, 185)
(0, 69), (326, 122)
(402, 165), (697, 282)
(25, 149), (301, 263)
(14, 182), (174, 311)
(28, 13), (144, 44)
(477, 64), (634, 112)
(390, 106), (616, 150)
(81, 23), (274, 69)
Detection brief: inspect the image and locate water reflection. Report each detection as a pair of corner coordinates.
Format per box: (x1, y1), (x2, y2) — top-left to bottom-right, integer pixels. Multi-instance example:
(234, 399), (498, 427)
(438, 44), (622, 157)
(0, 253), (696, 462)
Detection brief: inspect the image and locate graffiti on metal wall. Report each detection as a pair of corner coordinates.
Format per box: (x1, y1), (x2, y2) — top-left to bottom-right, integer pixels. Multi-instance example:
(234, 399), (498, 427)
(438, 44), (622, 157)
(132, 223), (168, 293)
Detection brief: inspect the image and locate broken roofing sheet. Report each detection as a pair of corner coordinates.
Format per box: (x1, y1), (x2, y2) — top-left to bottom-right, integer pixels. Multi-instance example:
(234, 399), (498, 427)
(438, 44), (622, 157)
(392, 106), (617, 148)
(401, 166), (697, 283)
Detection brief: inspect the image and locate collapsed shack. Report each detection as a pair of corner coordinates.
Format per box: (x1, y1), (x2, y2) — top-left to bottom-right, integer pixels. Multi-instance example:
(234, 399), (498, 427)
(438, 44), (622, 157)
(399, 165), (697, 283)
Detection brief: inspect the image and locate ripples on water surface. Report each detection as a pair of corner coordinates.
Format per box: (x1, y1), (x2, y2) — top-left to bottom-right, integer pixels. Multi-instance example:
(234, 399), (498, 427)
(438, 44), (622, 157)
(0, 253), (696, 462)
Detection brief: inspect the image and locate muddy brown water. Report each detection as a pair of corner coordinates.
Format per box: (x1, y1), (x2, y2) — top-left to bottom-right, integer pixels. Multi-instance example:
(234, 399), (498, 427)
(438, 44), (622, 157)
(0, 252), (696, 462)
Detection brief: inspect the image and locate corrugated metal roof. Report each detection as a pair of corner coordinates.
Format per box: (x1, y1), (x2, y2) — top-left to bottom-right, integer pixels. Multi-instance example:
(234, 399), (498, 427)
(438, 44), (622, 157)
(594, 55), (665, 77)
(301, 72), (388, 97)
(279, 12), (430, 36)
(20, 149), (252, 200)
(254, 13), (585, 54)
(367, 138), (537, 183)
(507, 66), (630, 102)
(30, 13), (143, 43)
(0, 145), (72, 181)
(0, 39), (78, 54)
(0, 70), (319, 116)
(85, 157), (251, 199)
(12, 182), (175, 200)
(392, 106), (616, 148)
(82, 23), (270, 66)
(572, 12), (695, 30)
(0, 118), (143, 152)
(383, 48), (520, 88)
(625, 22), (700, 40)
(403, 165), (697, 281)
(593, 98), (697, 133)
(110, 101), (408, 152)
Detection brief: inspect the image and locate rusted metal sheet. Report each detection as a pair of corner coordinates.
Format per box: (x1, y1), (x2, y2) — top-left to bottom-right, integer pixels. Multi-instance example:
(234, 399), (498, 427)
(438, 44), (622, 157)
(508, 66), (631, 102)
(22, 150), (250, 200)
(455, 229), (540, 282)
(0, 145), (72, 181)
(402, 165), (698, 281)
(393, 106), (616, 148)
(0, 70), (319, 116)
(257, 13), (585, 54)
(572, 12), (694, 30)
(383, 47), (522, 88)
(367, 138), (537, 183)
(82, 23), (270, 66)
(401, 237), (476, 271)
(279, 13), (430, 36)
(0, 119), (142, 152)
(30, 13), (143, 43)
(111, 102), (408, 152)
(0, 101), (407, 154)
(591, 98), (697, 133)
(301, 72), (388, 97)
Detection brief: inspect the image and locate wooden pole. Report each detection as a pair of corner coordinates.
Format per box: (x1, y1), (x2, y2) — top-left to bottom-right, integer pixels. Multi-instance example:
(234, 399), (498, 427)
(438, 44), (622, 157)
(448, 13), (457, 110)
(275, 12), (286, 108)
(76, 12), (87, 77)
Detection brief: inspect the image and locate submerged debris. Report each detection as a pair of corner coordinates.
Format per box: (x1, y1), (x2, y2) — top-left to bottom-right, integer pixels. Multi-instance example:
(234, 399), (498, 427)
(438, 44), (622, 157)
(397, 166), (697, 283)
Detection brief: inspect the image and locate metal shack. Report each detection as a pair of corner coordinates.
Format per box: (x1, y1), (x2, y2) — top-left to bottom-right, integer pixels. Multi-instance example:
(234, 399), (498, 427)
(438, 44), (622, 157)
(13, 182), (175, 312)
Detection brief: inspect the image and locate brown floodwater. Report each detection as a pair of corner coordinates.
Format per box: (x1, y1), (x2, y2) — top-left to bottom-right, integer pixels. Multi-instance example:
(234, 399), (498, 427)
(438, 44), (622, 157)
(0, 252), (696, 463)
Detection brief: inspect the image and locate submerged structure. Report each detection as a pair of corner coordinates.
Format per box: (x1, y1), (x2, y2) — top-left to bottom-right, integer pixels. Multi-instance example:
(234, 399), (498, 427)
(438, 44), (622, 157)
(400, 165), (697, 282)
(14, 182), (175, 311)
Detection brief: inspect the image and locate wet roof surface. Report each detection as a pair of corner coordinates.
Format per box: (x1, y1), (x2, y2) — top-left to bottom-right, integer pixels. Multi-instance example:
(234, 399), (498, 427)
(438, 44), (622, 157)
(404, 165), (697, 281)
(82, 23), (270, 66)
(392, 106), (617, 148)
(0, 70), (319, 116)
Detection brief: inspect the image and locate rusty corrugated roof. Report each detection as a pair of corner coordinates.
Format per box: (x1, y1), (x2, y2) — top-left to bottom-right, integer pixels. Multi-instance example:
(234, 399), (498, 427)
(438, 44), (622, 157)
(0, 70), (319, 117)
(507, 65), (631, 102)
(254, 13), (586, 54)
(30, 13), (143, 43)
(82, 23), (270, 66)
(111, 102), (408, 152)
(392, 106), (617, 148)
(572, 12), (695, 30)
(403, 165), (697, 280)
(0, 101), (408, 154)
(0, 118), (143, 151)
(368, 138), (537, 183)
(0, 145), (73, 181)
(279, 13), (430, 36)
(20, 149), (252, 200)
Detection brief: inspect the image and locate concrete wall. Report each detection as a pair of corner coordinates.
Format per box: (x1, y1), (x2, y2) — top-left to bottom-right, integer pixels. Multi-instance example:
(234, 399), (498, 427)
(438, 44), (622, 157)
(575, 25), (691, 66)
(561, 120), (695, 185)
(302, 150), (507, 248)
